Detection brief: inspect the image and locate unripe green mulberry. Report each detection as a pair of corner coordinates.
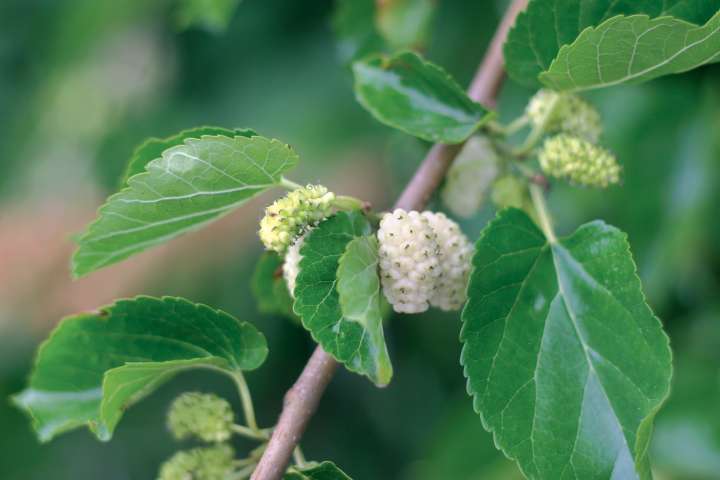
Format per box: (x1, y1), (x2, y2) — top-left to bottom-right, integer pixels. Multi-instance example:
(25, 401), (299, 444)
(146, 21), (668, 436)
(378, 209), (440, 314)
(527, 89), (602, 143)
(283, 232), (307, 298)
(259, 185), (335, 253)
(441, 136), (500, 218)
(167, 392), (234, 443)
(422, 212), (473, 311)
(539, 134), (620, 188)
(158, 444), (234, 480)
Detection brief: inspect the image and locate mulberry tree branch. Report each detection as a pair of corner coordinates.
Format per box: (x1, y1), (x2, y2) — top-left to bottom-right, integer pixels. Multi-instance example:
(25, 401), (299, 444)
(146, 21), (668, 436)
(251, 2), (528, 479)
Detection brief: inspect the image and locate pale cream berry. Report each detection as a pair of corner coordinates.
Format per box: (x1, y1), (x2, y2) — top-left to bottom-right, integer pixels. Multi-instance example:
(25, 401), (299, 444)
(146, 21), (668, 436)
(539, 134), (620, 188)
(377, 209), (440, 314)
(283, 232), (307, 298)
(441, 135), (500, 218)
(167, 392), (234, 443)
(258, 185), (334, 253)
(422, 212), (473, 311)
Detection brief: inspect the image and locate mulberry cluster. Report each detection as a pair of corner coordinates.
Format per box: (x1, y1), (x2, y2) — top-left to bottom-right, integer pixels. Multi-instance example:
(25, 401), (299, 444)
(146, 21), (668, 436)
(441, 136), (500, 218)
(423, 212), (474, 311)
(158, 444), (235, 480)
(539, 134), (620, 188)
(258, 185), (335, 253)
(377, 209), (472, 313)
(167, 392), (234, 443)
(527, 89), (602, 143)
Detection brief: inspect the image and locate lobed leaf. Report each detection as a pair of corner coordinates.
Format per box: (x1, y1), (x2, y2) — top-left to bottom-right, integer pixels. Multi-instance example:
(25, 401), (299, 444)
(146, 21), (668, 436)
(461, 208), (672, 479)
(504, 0), (719, 88)
(13, 296), (267, 442)
(294, 211), (392, 386)
(120, 126), (256, 187)
(540, 11), (720, 91)
(352, 51), (493, 143)
(73, 134), (297, 277)
(284, 461), (352, 479)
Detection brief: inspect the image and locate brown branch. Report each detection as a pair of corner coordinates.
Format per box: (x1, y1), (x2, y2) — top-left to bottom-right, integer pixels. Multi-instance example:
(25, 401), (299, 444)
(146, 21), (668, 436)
(251, 2), (528, 478)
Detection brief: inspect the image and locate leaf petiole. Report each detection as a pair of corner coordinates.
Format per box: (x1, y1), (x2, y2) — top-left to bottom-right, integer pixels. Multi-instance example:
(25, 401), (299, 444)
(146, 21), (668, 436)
(232, 372), (260, 433)
(529, 183), (556, 243)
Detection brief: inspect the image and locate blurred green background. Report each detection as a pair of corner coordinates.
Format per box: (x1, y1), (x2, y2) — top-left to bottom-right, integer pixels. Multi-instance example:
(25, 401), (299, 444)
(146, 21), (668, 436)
(1, 0), (719, 479)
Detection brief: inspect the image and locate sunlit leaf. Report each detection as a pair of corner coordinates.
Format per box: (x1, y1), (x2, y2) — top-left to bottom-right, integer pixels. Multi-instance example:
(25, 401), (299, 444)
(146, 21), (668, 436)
(13, 296), (267, 442)
(541, 11), (720, 91)
(121, 126), (256, 187)
(504, 0), (719, 87)
(461, 208), (672, 479)
(352, 51), (493, 143)
(376, 0), (436, 51)
(73, 134), (297, 277)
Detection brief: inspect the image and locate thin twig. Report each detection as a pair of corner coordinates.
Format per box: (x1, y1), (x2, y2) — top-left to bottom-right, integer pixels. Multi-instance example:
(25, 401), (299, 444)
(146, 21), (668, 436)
(250, 2), (528, 479)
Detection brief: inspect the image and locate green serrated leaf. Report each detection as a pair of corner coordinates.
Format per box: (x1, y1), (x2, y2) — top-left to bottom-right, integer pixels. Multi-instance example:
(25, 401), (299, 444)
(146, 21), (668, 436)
(251, 251), (297, 321)
(120, 126), (256, 187)
(284, 461), (352, 480)
(73, 135), (297, 277)
(376, 0), (436, 51)
(13, 296), (267, 442)
(336, 235), (392, 386)
(503, 0), (719, 88)
(461, 208), (672, 479)
(294, 211), (392, 386)
(331, 0), (386, 64)
(540, 11), (720, 91)
(352, 51), (493, 143)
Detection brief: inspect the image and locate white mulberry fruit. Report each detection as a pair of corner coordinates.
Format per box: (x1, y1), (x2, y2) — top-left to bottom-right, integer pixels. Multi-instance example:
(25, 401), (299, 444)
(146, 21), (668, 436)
(377, 209), (440, 313)
(539, 134), (620, 188)
(167, 392), (234, 443)
(258, 184), (334, 253)
(422, 212), (473, 311)
(527, 89), (602, 143)
(158, 444), (234, 480)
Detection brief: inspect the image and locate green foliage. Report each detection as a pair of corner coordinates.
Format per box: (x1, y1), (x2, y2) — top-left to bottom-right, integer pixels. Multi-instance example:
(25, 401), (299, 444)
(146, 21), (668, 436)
(121, 127), (256, 187)
(251, 251), (296, 320)
(73, 134), (297, 277)
(541, 11), (720, 91)
(13, 296), (267, 442)
(504, 0), (720, 88)
(336, 235), (392, 386)
(175, 0), (241, 33)
(461, 209), (672, 479)
(376, 0), (436, 51)
(284, 461), (352, 479)
(294, 211), (392, 386)
(352, 51), (493, 143)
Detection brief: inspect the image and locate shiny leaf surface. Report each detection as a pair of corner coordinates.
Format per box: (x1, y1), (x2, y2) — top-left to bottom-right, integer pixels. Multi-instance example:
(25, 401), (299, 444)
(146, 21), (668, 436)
(73, 135), (297, 277)
(13, 296), (267, 442)
(284, 461), (352, 479)
(461, 208), (672, 479)
(352, 51), (493, 143)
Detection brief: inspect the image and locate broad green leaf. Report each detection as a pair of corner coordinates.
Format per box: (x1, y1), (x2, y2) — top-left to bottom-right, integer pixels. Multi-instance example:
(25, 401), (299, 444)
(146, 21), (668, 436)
(295, 211), (393, 386)
(376, 0), (436, 51)
(284, 461), (352, 480)
(504, 0), (719, 87)
(352, 51), (493, 143)
(461, 208), (672, 479)
(13, 296), (267, 442)
(73, 135), (297, 277)
(336, 235), (392, 386)
(175, 0), (241, 33)
(120, 126), (256, 187)
(540, 11), (720, 91)
(251, 251), (297, 321)
(332, 0), (385, 64)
